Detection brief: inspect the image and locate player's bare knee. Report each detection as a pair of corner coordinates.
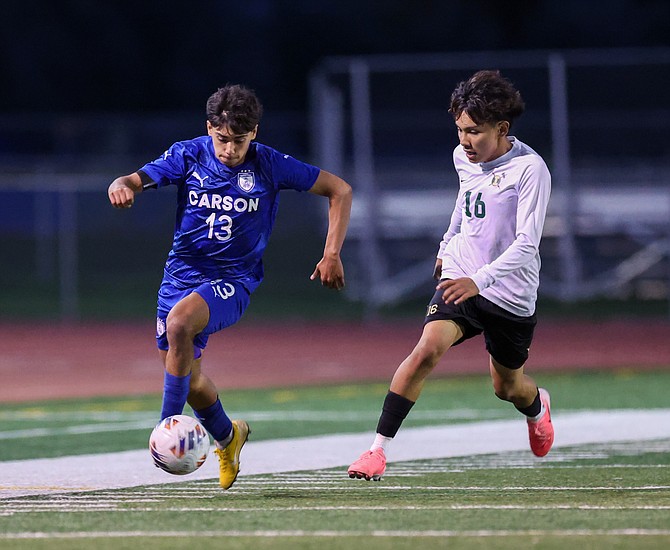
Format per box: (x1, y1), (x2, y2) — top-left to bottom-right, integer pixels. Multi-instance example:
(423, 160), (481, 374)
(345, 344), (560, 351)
(412, 341), (444, 371)
(165, 313), (195, 347)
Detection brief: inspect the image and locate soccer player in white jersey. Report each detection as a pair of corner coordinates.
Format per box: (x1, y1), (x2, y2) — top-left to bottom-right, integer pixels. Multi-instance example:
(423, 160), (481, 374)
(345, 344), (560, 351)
(108, 84), (352, 489)
(348, 70), (553, 481)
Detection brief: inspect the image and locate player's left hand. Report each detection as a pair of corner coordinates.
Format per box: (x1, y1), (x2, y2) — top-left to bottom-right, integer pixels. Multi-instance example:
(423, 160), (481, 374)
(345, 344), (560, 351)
(436, 277), (479, 305)
(310, 255), (345, 290)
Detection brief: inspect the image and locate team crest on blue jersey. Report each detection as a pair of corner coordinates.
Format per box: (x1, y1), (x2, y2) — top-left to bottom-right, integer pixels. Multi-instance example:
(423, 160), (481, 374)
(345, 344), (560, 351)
(156, 317), (166, 337)
(237, 171), (255, 193)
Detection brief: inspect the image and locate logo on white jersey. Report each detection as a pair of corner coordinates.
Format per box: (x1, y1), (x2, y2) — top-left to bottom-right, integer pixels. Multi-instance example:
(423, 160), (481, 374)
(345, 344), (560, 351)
(192, 170), (209, 187)
(237, 171), (255, 193)
(490, 172), (505, 188)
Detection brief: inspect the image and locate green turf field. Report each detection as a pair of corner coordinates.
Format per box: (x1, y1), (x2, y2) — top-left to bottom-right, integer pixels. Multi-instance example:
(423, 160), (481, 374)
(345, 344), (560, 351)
(1, 370), (669, 549)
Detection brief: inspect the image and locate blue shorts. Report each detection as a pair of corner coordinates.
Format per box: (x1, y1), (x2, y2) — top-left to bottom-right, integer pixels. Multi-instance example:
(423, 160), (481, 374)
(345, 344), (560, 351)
(156, 276), (250, 352)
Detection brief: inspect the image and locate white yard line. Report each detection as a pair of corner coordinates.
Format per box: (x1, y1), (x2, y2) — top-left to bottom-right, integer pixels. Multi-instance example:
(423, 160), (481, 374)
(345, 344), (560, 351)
(4, 529), (670, 539)
(1, 409), (669, 499)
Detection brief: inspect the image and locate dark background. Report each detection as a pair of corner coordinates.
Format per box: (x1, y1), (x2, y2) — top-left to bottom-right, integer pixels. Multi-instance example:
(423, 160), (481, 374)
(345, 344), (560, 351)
(2, 0), (668, 114)
(0, 1), (668, 322)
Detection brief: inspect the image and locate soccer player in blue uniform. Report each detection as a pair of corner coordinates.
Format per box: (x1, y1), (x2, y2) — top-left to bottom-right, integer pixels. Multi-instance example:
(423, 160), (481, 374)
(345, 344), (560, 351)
(108, 84), (352, 489)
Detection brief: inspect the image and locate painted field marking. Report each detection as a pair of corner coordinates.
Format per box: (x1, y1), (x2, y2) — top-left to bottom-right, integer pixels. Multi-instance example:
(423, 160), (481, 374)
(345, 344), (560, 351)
(4, 504), (670, 515)
(0, 409), (509, 440)
(2, 529), (670, 539)
(1, 409), (669, 499)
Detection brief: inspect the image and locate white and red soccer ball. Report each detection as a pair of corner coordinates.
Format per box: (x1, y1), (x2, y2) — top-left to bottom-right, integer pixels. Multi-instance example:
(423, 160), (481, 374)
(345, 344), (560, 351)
(149, 415), (210, 475)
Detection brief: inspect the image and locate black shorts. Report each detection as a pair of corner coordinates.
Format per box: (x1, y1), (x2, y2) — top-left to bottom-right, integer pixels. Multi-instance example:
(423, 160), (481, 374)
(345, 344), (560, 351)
(424, 286), (536, 369)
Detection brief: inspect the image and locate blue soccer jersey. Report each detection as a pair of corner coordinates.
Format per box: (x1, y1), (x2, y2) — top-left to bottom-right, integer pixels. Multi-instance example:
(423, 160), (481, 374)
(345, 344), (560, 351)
(139, 137), (320, 293)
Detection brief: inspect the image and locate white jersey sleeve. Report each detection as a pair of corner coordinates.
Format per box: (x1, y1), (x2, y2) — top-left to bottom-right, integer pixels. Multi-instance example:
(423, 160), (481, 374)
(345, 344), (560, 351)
(437, 193), (462, 257)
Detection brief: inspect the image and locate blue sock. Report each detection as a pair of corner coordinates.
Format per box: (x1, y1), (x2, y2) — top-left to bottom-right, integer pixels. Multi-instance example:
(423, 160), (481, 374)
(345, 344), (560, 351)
(194, 398), (233, 443)
(160, 371), (191, 420)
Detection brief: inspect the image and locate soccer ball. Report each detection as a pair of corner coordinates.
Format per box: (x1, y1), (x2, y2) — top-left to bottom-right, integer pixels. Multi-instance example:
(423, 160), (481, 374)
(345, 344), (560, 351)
(149, 414), (210, 475)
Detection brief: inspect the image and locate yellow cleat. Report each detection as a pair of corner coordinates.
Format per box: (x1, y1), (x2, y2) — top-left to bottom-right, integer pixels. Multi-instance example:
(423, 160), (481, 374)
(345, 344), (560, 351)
(214, 420), (250, 490)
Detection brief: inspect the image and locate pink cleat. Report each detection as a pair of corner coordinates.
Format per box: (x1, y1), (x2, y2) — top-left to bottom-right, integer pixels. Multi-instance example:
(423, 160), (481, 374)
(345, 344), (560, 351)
(527, 388), (554, 457)
(348, 448), (386, 481)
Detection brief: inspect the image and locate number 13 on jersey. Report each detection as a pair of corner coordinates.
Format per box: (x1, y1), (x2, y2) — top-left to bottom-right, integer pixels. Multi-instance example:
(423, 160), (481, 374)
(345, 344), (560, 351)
(205, 213), (233, 241)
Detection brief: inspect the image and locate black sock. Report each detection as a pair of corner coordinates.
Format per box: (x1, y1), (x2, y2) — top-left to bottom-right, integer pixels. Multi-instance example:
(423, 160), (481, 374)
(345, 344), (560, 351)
(516, 389), (541, 418)
(376, 391), (415, 437)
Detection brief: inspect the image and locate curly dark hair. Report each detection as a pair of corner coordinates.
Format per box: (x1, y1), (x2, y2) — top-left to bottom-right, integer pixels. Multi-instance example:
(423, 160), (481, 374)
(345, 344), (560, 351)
(449, 70), (525, 128)
(206, 84), (264, 134)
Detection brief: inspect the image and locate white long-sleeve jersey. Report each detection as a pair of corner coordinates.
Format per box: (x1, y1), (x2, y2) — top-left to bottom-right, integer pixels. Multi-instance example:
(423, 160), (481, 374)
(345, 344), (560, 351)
(437, 137), (551, 317)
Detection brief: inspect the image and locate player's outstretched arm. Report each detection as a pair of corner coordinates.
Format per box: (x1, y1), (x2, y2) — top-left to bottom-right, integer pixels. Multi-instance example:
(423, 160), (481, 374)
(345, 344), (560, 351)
(308, 170), (352, 290)
(108, 172), (144, 209)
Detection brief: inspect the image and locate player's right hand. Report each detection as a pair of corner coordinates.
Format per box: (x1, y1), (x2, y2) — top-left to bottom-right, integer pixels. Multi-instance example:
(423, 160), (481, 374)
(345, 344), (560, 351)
(108, 174), (143, 208)
(436, 277), (479, 305)
(108, 184), (135, 208)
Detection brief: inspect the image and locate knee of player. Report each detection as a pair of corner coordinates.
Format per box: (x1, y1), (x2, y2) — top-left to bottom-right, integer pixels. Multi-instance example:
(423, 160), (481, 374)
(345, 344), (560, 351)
(411, 343), (444, 371)
(165, 313), (197, 345)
